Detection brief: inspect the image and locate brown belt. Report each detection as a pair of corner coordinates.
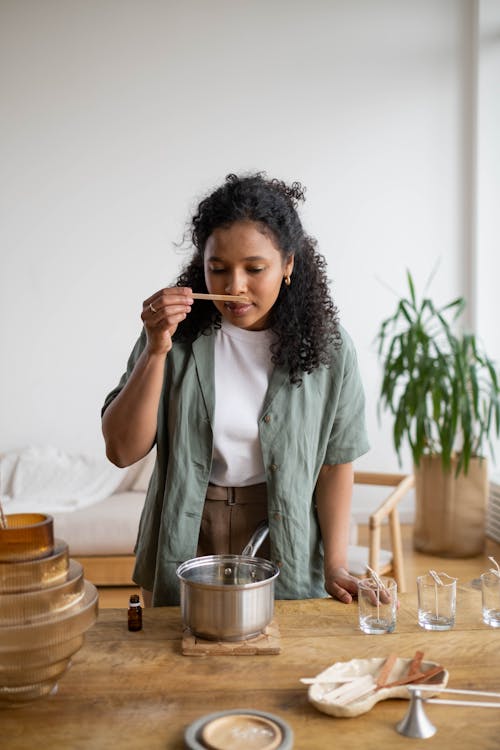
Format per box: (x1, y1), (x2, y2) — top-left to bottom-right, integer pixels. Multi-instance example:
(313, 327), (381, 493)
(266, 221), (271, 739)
(205, 483), (267, 505)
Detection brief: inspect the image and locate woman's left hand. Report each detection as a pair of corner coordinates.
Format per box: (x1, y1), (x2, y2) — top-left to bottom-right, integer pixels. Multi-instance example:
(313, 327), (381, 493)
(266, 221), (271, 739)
(324, 566), (359, 604)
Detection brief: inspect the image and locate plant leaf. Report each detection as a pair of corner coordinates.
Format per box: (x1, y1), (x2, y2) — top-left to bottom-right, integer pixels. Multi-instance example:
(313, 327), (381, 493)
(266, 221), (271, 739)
(375, 270), (500, 476)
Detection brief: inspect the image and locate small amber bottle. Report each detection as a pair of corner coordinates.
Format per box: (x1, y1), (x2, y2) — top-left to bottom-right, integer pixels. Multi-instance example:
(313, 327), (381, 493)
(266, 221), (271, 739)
(128, 593), (142, 632)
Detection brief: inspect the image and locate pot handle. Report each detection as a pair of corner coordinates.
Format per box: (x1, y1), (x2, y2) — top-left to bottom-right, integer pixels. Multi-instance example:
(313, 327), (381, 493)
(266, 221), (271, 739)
(241, 520), (269, 557)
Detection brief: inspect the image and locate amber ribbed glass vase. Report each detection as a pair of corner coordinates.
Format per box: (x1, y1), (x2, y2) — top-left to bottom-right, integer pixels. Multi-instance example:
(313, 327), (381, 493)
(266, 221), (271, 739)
(0, 513), (98, 703)
(0, 513), (54, 562)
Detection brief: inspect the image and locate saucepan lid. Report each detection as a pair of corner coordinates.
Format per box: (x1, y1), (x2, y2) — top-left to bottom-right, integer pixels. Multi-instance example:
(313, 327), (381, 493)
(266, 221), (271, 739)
(177, 554), (279, 589)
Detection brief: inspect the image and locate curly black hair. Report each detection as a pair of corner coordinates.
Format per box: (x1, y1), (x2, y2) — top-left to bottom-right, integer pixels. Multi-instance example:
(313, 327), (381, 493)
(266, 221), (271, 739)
(175, 172), (341, 385)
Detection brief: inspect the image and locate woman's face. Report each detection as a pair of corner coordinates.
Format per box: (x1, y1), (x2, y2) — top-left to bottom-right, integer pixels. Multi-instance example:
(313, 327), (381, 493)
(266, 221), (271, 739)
(203, 220), (294, 331)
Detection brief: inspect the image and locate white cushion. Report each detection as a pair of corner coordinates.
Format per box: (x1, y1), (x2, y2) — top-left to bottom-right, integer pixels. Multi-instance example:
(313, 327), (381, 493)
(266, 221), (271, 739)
(130, 451), (156, 492)
(49, 492), (144, 556)
(1, 445), (126, 512)
(347, 545), (393, 576)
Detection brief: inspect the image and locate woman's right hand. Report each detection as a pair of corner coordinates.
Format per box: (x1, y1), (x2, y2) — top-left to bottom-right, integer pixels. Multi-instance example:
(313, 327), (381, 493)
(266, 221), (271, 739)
(141, 287), (194, 355)
(103, 286), (194, 467)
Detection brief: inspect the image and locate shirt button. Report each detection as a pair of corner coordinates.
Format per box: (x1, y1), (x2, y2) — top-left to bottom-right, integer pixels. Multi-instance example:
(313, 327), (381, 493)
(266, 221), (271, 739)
(273, 512), (281, 521)
(276, 560), (283, 568)
(264, 414), (271, 423)
(270, 463), (279, 472)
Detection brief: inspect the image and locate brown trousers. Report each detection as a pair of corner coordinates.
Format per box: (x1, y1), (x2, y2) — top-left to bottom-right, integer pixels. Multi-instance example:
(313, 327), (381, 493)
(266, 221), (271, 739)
(197, 483), (270, 557)
(142, 483), (269, 607)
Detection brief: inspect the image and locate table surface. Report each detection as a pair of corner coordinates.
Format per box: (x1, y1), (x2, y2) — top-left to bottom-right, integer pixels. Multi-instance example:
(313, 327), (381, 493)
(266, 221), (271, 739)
(3, 586), (499, 750)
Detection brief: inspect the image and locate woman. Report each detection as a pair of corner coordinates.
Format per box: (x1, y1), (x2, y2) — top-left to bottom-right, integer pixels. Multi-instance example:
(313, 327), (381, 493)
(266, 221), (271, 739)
(102, 173), (369, 606)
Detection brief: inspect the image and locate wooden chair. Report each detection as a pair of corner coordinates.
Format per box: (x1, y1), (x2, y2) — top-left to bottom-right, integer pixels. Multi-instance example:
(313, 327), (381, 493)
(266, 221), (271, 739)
(347, 472), (415, 593)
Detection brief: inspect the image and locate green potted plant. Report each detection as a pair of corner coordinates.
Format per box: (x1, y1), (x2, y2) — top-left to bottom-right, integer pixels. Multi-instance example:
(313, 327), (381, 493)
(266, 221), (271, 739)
(376, 270), (500, 556)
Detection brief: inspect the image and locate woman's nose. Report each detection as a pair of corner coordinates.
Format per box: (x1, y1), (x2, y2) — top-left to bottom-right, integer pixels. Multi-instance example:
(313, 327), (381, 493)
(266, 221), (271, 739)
(224, 272), (247, 295)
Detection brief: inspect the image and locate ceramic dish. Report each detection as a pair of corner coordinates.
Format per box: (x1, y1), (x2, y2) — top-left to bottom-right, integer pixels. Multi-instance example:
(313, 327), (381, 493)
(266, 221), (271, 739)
(307, 657), (448, 718)
(184, 709), (294, 750)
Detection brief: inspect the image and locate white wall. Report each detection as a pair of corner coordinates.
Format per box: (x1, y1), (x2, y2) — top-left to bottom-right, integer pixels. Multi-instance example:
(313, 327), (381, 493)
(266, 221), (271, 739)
(477, 0), (500, 479)
(1, 0), (496, 516)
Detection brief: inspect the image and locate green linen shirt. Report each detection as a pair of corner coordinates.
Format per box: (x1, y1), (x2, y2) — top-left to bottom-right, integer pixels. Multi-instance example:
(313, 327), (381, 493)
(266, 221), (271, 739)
(102, 325), (369, 605)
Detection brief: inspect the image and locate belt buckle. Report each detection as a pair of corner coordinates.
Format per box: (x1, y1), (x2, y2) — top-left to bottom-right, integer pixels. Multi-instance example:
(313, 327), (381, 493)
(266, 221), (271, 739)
(226, 487), (236, 506)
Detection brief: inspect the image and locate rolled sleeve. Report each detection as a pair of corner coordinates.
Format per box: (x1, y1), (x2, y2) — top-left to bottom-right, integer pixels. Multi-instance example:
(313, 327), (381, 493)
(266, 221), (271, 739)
(101, 329), (147, 416)
(323, 331), (370, 465)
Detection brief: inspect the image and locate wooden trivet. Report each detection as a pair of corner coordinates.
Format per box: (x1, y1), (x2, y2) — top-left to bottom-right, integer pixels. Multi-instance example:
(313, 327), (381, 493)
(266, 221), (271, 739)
(182, 619), (281, 656)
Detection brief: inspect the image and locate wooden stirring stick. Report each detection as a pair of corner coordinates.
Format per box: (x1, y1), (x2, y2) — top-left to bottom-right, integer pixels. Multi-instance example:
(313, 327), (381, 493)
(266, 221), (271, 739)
(191, 293), (250, 302)
(376, 653), (398, 688)
(380, 664), (445, 690)
(408, 650), (424, 677)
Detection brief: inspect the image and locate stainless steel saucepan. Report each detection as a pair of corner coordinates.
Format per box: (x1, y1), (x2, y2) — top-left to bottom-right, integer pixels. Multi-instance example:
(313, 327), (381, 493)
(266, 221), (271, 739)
(176, 521), (280, 641)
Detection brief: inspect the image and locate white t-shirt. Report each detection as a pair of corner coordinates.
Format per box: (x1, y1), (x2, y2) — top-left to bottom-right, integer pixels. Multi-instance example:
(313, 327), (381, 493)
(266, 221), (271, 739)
(210, 319), (274, 487)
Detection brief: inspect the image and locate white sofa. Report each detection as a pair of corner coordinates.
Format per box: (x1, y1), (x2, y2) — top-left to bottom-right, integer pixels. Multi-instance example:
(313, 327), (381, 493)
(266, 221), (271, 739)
(1, 448), (155, 587)
(53, 453), (155, 586)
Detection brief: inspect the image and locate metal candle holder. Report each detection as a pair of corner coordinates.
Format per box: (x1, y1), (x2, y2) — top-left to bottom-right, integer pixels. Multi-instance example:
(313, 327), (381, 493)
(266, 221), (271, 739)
(397, 685), (500, 739)
(396, 689), (437, 738)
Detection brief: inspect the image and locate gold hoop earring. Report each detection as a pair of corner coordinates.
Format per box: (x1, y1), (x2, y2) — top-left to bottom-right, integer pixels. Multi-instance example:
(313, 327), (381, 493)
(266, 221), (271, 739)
(284, 275), (291, 286)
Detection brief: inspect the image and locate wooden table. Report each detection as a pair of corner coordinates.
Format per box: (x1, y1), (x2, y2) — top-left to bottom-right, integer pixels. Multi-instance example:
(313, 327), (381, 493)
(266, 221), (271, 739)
(3, 586), (499, 749)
